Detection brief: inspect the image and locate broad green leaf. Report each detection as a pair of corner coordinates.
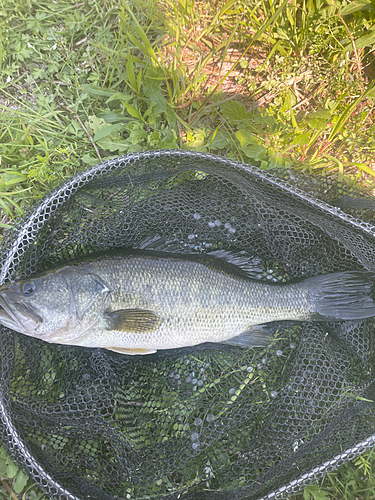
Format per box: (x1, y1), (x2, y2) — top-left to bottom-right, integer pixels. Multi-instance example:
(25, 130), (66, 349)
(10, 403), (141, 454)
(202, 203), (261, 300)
(127, 143), (145, 153)
(340, 0), (373, 16)
(165, 103), (178, 132)
(88, 116), (106, 135)
(97, 111), (127, 123)
(6, 459), (18, 478)
(235, 129), (255, 148)
(129, 128), (148, 143)
(149, 90), (167, 113)
(344, 29), (375, 51)
(13, 469), (29, 494)
(106, 92), (132, 104)
(220, 100), (247, 123)
(303, 483), (330, 500)
(293, 132), (311, 145)
(241, 144), (266, 159)
(209, 129), (230, 150)
(143, 103), (156, 119)
(0, 456), (7, 475)
(0, 172), (27, 188)
(97, 138), (130, 153)
(81, 84), (115, 97)
(307, 109), (331, 120)
(306, 109), (331, 130)
(160, 138), (179, 149)
(93, 123), (125, 142)
(122, 102), (143, 121)
(82, 154), (99, 166)
(268, 153), (284, 169)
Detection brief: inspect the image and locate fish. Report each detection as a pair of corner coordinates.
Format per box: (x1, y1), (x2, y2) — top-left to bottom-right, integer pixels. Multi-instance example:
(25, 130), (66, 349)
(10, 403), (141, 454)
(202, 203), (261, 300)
(0, 250), (374, 355)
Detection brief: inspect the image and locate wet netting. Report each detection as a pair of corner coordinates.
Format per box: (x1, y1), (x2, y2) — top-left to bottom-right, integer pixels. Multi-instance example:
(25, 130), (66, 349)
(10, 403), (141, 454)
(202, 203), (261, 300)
(1, 150), (375, 500)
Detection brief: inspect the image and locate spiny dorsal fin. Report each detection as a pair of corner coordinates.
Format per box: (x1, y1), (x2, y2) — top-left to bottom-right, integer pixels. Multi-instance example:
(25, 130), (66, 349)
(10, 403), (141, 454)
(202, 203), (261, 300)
(105, 309), (162, 333)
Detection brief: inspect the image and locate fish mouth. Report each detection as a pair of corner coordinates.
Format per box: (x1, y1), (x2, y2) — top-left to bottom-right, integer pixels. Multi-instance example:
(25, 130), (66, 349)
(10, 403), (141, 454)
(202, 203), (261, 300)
(0, 293), (41, 333)
(0, 294), (23, 331)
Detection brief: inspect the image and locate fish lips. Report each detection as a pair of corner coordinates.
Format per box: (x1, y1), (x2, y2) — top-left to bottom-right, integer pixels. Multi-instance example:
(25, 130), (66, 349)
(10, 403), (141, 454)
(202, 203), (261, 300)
(0, 290), (42, 334)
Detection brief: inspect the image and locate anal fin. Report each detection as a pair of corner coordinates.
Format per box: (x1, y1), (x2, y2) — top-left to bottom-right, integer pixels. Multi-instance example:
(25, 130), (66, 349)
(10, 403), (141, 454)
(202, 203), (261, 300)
(105, 346), (157, 355)
(221, 325), (272, 348)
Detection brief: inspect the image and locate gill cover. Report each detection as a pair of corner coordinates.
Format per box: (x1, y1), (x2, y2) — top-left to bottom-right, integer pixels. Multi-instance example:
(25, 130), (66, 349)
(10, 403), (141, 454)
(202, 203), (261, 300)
(62, 270), (111, 320)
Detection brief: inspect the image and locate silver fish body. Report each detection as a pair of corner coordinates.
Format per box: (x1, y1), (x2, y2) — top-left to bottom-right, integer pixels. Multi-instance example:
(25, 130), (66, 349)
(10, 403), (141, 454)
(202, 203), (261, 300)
(0, 251), (374, 355)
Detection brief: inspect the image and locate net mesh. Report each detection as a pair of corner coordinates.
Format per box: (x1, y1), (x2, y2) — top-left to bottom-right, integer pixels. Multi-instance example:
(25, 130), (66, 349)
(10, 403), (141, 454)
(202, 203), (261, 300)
(1, 150), (375, 500)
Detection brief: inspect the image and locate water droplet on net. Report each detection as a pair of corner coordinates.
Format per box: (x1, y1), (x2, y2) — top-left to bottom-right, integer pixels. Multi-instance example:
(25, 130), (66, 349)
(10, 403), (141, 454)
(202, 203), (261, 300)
(271, 390), (278, 398)
(206, 414), (215, 423)
(215, 220), (222, 227)
(193, 213), (201, 220)
(191, 432), (199, 441)
(228, 388), (236, 395)
(188, 234), (195, 240)
(276, 350), (283, 357)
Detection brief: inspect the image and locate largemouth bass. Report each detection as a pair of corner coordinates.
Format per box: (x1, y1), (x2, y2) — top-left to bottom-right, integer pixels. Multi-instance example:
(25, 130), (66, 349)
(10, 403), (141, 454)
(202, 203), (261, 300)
(0, 250), (374, 355)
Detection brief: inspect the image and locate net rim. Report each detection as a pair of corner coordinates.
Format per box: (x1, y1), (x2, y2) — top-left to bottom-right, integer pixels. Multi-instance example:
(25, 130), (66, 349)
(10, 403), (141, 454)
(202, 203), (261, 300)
(1, 149), (375, 500)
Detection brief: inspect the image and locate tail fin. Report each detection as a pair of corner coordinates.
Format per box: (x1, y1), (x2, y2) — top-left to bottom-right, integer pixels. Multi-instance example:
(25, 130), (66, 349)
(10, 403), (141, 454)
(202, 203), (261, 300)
(307, 271), (375, 320)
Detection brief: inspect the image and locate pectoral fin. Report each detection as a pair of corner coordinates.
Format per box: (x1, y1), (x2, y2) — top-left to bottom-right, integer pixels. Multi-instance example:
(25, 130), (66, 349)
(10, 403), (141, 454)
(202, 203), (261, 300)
(105, 309), (162, 333)
(105, 346), (157, 355)
(221, 325), (272, 348)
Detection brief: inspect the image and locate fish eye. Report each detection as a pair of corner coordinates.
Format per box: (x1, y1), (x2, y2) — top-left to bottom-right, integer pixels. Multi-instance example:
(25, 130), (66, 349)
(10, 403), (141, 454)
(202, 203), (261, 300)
(21, 281), (36, 295)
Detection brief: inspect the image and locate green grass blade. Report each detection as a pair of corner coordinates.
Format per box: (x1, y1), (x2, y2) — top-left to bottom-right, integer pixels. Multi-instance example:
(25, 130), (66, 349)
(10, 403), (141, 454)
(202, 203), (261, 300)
(190, 0), (289, 124)
(123, 2), (159, 64)
(328, 83), (375, 142)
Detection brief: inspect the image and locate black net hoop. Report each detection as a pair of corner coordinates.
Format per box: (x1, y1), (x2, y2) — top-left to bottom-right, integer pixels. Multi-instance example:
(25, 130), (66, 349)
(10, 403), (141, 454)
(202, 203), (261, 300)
(1, 150), (375, 500)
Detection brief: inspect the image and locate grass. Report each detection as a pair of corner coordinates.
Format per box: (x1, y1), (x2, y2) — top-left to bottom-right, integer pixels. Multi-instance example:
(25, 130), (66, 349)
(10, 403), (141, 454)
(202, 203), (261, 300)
(0, 0), (375, 498)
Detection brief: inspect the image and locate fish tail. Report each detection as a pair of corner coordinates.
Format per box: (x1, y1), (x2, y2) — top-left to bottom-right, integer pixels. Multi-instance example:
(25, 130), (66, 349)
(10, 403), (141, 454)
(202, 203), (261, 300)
(307, 271), (375, 320)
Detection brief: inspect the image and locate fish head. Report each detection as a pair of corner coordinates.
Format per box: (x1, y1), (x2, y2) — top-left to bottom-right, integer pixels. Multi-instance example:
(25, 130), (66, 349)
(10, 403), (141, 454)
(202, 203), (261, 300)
(0, 268), (110, 344)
